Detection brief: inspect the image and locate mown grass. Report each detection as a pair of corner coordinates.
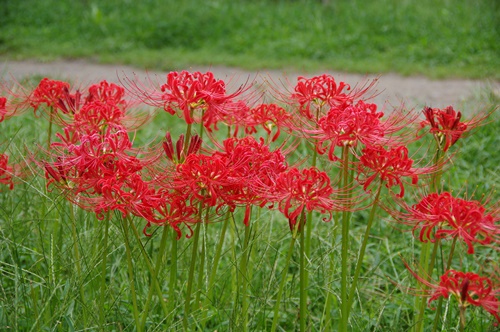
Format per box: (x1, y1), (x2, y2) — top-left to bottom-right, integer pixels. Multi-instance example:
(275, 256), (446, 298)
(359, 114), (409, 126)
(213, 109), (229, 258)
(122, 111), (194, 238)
(0, 72), (498, 331)
(1, 0), (499, 79)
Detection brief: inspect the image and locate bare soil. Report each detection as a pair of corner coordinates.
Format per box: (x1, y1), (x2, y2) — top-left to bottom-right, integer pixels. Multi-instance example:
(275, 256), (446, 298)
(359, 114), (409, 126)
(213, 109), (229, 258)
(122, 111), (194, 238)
(2, 59), (499, 111)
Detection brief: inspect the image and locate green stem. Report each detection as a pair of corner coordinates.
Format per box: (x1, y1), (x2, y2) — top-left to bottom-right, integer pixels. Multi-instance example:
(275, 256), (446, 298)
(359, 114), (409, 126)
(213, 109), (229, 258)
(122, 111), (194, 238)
(347, 183), (383, 317)
(98, 212), (110, 330)
(120, 215), (141, 331)
(340, 146), (352, 332)
(127, 216), (170, 318)
(201, 211), (231, 328)
(240, 218), (252, 332)
(140, 224), (170, 330)
(320, 214), (339, 331)
(167, 227), (178, 326)
(432, 237), (458, 332)
(415, 146), (444, 332)
(415, 238), (441, 332)
(270, 234), (297, 332)
(69, 203), (87, 325)
(299, 211), (307, 332)
(47, 106), (53, 150)
(459, 305), (466, 332)
(183, 221), (202, 331)
(195, 216), (208, 313)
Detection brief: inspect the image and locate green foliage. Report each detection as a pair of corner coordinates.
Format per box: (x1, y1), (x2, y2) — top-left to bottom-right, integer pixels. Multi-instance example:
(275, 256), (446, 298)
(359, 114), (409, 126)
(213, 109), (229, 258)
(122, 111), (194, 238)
(1, 0), (499, 78)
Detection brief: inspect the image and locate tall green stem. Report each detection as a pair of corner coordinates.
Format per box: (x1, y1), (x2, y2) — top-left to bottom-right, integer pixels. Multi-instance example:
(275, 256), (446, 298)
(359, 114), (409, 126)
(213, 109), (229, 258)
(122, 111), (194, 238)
(240, 217), (252, 332)
(432, 237), (457, 331)
(415, 238), (440, 331)
(270, 234), (298, 332)
(167, 227), (178, 326)
(120, 215), (140, 331)
(140, 224), (170, 330)
(98, 212), (110, 330)
(347, 183), (383, 317)
(68, 203), (87, 326)
(127, 216), (169, 318)
(415, 146), (445, 332)
(183, 220), (202, 331)
(299, 211), (307, 332)
(340, 146), (352, 332)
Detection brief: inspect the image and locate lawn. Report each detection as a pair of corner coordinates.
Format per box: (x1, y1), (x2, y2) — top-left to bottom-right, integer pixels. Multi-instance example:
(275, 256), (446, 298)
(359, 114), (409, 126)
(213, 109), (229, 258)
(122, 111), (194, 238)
(1, 0), (499, 79)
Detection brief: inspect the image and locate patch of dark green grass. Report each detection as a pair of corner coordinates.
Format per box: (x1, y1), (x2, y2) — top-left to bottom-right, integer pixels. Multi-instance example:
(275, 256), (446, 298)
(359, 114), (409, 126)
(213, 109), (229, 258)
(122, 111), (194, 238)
(1, 0), (499, 79)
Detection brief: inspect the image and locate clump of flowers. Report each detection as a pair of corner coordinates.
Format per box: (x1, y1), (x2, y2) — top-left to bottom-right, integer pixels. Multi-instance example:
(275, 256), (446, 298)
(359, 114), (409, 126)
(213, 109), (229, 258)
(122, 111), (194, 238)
(396, 191), (500, 254)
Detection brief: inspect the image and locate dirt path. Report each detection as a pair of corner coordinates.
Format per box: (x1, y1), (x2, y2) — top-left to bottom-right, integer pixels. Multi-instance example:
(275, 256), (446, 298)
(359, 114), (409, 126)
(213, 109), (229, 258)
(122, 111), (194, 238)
(1, 59), (498, 111)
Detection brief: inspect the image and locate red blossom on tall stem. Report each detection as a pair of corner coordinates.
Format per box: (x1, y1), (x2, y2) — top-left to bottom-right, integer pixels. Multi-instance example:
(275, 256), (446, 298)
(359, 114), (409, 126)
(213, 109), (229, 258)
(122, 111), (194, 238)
(356, 145), (436, 197)
(396, 192), (500, 254)
(419, 105), (488, 152)
(404, 262), (500, 324)
(264, 167), (339, 232)
(132, 70), (247, 131)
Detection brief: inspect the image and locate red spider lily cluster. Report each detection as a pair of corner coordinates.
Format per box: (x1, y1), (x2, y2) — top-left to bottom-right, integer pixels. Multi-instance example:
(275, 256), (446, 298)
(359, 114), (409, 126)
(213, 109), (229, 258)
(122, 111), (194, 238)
(396, 192), (500, 254)
(0, 70), (498, 326)
(404, 261), (500, 324)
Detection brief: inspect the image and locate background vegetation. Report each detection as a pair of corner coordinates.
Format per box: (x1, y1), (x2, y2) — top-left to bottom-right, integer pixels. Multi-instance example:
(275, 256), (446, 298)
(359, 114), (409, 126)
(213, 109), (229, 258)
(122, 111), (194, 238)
(1, 0), (499, 79)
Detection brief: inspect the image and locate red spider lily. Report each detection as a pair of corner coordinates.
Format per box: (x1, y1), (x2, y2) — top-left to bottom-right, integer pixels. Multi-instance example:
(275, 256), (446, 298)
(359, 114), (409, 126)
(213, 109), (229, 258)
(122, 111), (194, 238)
(419, 105), (488, 152)
(213, 136), (288, 224)
(46, 130), (144, 195)
(29, 78), (71, 112)
(303, 101), (415, 161)
(264, 167), (338, 232)
(85, 80), (127, 106)
(134, 70), (246, 131)
(0, 153), (14, 190)
(356, 145), (435, 197)
(146, 192), (199, 239)
(172, 153), (231, 210)
(291, 74), (353, 119)
(70, 100), (126, 135)
(404, 262), (500, 324)
(242, 103), (292, 142)
(397, 192), (500, 254)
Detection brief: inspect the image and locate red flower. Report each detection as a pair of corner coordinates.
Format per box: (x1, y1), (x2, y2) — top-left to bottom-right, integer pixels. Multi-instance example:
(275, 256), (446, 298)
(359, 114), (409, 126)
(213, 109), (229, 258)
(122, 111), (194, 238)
(291, 74), (353, 119)
(419, 106), (487, 152)
(29, 78), (71, 112)
(213, 136), (288, 224)
(242, 103), (292, 142)
(146, 192), (199, 239)
(0, 153), (14, 190)
(405, 264), (500, 324)
(172, 153), (230, 209)
(398, 192), (500, 254)
(356, 145), (435, 197)
(132, 71), (246, 130)
(85, 80), (127, 106)
(265, 167), (338, 232)
(296, 101), (415, 161)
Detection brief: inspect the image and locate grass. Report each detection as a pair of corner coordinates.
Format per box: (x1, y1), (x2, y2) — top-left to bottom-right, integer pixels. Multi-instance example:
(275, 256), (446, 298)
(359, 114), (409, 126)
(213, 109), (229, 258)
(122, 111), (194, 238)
(1, 0), (499, 79)
(0, 73), (499, 331)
